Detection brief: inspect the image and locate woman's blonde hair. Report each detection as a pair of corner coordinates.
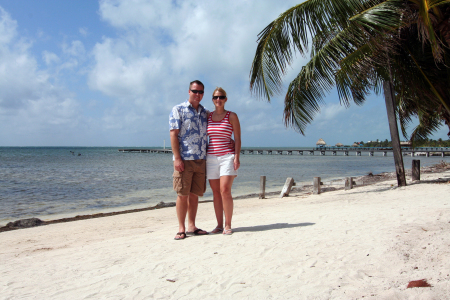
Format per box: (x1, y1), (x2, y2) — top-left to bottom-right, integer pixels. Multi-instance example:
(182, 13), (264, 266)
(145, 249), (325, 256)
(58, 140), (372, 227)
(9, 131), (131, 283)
(212, 87), (227, 97)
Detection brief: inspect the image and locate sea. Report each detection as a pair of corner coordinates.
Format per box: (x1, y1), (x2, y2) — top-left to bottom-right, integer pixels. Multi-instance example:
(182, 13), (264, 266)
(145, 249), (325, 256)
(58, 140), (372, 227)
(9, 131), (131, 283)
(1, 146), (449, 226)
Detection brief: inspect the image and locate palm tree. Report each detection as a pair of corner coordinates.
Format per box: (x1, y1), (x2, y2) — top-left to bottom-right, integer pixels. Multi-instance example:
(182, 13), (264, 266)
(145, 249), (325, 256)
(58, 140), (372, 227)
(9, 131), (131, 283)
(250, 0), (450, 185)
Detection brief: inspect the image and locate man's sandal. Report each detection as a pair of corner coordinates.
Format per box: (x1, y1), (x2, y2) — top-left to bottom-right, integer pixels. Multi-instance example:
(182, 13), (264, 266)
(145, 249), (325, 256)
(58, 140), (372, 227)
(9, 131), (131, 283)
(174, 232), (186, 240)
(186, 228), (209, 236)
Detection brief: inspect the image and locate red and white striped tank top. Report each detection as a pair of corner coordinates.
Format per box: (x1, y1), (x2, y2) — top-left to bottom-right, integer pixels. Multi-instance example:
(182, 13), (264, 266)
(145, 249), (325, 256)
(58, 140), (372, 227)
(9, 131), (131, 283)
(207, 111), (234, 156)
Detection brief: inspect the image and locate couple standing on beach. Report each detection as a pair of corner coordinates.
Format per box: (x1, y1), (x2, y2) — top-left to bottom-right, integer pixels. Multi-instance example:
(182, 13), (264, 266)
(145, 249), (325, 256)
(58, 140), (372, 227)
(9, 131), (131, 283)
(169, 80), (241, 240)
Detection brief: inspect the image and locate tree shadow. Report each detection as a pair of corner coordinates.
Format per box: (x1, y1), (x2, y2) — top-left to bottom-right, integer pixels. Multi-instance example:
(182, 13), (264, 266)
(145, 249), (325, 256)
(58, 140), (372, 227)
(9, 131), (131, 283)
(336, 175), (450, 197)
(233, 222), (315, 233)
(409, 176), (450, 185)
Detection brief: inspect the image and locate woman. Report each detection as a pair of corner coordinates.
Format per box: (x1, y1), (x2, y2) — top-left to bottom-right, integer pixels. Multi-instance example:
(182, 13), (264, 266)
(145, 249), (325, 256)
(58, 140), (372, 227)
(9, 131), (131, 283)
(207, 87), (241, 235)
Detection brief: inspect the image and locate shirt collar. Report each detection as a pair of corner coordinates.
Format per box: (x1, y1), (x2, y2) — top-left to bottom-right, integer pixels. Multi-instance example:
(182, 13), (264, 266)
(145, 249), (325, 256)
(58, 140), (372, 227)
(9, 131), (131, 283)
(184, 99), (204, 112)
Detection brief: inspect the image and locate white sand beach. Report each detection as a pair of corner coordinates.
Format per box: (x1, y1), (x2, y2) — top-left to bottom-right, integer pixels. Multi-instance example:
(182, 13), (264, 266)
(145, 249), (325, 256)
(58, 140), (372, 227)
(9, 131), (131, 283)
(1, 170), (450, 299)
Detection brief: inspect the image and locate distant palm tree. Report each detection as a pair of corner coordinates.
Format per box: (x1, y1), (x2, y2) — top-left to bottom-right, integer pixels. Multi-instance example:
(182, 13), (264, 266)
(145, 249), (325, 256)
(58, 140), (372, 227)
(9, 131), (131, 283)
(249, 0), (450, 142)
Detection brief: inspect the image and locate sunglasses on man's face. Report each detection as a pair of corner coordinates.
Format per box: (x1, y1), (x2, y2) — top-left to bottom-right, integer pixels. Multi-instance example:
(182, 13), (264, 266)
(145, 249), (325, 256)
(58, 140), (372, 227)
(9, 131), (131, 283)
(190, 89), (204, 94)
(212, 96), (226, 100)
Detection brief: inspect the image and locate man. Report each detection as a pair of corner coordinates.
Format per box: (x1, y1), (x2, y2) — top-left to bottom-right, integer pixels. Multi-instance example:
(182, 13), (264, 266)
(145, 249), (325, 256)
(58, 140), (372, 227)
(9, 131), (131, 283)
(169, 80), (209, 240)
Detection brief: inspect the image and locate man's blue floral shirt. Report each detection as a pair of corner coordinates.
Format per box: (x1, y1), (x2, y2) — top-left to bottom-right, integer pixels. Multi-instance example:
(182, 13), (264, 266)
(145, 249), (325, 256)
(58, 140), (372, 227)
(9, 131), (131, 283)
(169, 100), (209, 160)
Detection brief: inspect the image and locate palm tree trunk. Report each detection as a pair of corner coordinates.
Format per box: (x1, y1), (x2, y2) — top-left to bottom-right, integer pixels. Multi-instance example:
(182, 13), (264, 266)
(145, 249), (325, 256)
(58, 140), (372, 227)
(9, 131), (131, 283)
(383, 80), (407, 187)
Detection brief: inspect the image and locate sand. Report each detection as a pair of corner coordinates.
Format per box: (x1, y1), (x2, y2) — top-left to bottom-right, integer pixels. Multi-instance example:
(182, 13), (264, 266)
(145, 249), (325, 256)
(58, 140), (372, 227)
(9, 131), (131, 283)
(1, 169), (449, 299)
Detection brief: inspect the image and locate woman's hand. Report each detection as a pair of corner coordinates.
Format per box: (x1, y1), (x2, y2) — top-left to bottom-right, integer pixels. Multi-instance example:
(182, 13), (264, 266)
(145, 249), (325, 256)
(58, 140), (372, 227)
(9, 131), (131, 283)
(234, 157), (240, 170)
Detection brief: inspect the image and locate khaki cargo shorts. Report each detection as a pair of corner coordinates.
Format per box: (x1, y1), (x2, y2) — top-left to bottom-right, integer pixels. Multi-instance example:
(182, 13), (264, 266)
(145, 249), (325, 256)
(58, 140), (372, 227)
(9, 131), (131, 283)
(173, 159), (206, 196)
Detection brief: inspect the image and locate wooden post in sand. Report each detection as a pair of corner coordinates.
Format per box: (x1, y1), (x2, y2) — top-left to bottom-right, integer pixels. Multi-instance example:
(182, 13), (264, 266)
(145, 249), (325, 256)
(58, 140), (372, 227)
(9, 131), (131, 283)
(280, 177), (295, 198)
(259, 176), (266, 199)
(345, 177), (354, 190)
(412, 160), (420, 181)
(313, 177), (321, 194)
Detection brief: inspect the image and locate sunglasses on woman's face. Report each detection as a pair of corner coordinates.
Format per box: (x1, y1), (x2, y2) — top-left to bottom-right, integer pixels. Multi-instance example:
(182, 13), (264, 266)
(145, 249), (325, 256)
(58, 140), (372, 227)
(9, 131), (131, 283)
(212, 96), (226, 100)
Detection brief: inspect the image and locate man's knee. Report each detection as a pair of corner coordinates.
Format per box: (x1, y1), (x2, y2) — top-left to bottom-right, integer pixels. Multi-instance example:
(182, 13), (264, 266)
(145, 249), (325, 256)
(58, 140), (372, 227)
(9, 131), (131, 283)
(177, 195), (189, 203)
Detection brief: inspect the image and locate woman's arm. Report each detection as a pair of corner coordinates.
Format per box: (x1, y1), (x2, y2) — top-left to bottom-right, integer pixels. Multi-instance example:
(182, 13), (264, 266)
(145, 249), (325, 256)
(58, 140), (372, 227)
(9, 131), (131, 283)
(229, 112), (241, 170)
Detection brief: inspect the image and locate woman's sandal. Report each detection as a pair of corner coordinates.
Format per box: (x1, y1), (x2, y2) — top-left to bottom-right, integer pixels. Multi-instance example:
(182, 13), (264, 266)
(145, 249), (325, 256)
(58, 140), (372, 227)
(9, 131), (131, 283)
(210, 227), (224, 234)
(223, 229), (233, 235)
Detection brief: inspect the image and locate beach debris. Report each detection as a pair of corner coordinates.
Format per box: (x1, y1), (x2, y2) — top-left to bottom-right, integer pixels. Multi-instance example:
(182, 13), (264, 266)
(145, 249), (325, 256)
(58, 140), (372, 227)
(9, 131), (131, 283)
(280, 177), (295, 198)
(155, 201), (176, 208)
(6, 218), (43, 229)
(166, 279), (176, 283)
(407, 279), (432, 288)
(313, 177), (321, 194)
(345, 177), (354, 190)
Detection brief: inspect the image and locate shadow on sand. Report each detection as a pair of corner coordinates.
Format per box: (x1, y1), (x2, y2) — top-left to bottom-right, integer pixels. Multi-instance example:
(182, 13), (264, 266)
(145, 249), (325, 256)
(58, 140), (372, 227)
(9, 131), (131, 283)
(233, 222), (315, 233)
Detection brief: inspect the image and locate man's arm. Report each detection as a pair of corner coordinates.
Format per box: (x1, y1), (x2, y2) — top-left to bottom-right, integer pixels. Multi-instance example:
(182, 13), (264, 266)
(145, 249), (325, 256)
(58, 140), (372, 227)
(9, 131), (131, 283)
(170, 129), (184, 172)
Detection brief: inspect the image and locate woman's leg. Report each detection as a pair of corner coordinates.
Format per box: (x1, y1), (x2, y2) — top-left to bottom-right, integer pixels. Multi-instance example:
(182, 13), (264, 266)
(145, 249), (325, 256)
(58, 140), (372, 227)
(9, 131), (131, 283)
(219, 175), (235, 231)
(209, 179), (223, 230)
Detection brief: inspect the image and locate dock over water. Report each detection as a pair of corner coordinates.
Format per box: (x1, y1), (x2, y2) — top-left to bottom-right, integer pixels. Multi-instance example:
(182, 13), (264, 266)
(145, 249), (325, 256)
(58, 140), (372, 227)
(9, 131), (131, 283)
(240, 147), (450, 157)
(118, 147), (450, 157)
(118, 149), (172, 154)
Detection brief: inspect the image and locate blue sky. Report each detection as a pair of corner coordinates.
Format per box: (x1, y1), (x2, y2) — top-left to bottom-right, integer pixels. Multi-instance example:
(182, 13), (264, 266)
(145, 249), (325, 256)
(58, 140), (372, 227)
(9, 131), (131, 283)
(0, 0), (448, 147)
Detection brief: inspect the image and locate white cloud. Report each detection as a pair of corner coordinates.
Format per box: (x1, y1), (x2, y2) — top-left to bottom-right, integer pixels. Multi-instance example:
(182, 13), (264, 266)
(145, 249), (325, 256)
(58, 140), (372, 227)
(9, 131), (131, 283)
(0, 7), (17, 45)
(315, 103), (347, 123)
(0, 7), (80, 145)
(62, 40), (85, 57)
(85, 0), (302, 141)
(42, 51), (60, 65)
(79, 27), (88, 37)
(92, 0), (304, 97)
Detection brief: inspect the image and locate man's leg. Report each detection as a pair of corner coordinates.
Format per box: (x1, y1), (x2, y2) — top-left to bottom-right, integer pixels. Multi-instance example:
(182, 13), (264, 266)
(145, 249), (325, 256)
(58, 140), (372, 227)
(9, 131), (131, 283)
(187, 192), (198, 232)
(185, 159), (207, 234)
(176, 195), (189, 238)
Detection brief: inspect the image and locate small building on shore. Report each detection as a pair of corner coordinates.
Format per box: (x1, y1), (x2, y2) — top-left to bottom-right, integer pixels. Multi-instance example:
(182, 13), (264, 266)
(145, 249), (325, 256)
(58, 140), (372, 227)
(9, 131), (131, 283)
(400, 141), (412, 147)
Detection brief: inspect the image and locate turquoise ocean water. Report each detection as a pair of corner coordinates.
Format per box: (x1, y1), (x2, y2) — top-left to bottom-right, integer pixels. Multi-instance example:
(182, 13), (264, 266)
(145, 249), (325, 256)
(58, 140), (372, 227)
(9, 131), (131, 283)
(1, 146), (449, 225)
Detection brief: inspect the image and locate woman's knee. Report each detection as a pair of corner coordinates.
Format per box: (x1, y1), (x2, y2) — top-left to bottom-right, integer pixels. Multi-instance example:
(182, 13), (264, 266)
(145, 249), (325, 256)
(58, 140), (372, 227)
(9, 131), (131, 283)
(220, 188), (232, 197)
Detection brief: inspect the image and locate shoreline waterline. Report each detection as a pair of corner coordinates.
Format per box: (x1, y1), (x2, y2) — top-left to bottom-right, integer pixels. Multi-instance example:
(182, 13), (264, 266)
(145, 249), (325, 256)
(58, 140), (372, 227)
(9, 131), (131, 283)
(2, 146), (450, 227)
(2, 161), (449, 232)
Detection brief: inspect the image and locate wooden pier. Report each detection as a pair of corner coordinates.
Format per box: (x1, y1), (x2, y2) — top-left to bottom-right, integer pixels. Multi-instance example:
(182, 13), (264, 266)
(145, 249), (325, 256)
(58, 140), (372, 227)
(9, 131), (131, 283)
(239, 147), (450, 157)
(118, 149), (172, 154)
(118, 147), (450, 157)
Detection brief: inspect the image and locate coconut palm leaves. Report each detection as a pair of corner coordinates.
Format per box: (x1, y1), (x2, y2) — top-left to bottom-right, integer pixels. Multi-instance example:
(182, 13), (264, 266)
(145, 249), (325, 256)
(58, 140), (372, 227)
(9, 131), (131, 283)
(250, 0), (450, 139)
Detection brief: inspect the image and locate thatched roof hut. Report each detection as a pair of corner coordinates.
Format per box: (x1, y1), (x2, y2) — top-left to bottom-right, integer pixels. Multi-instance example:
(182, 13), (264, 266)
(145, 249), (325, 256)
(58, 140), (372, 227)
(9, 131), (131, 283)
(352, 143), (358, 147)
(316, 138), (326, 146)
(336, 143), (343, 147)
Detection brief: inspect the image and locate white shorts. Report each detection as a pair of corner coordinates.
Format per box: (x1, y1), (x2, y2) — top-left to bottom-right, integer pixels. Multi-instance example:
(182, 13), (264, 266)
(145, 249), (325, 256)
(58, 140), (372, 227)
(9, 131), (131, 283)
(206, 154), (238, 180)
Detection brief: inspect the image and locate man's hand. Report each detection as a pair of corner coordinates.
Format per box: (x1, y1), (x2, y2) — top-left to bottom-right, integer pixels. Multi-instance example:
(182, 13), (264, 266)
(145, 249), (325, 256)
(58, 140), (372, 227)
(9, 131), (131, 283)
(174, 157), (185, 172)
